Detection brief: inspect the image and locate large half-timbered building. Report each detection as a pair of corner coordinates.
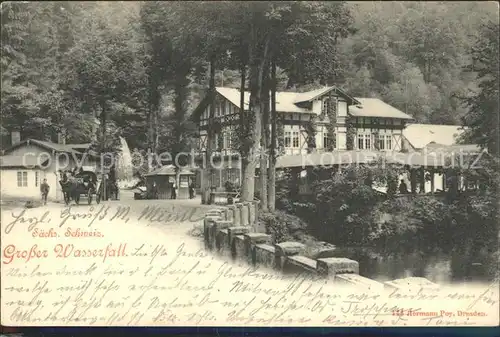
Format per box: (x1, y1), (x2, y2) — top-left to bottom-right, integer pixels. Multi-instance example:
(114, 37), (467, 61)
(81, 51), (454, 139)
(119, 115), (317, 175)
(191, 86), (413, 189)
(193, 86), (413, 155)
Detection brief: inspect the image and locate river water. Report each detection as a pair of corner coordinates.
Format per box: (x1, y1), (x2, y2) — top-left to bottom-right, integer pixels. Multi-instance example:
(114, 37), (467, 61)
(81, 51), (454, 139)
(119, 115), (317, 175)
(333, 247), (498, 284)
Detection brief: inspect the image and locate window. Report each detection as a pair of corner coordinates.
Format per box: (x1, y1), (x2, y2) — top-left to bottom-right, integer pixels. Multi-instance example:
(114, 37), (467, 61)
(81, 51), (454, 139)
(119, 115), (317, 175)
(358, 134), (364, 150)
(221, 102), (226, 116)
(365, 135), (371, 150)
(215, 102), (221, 117)
(324, 135), (334, 149)
(223, 131), (232, 149)
(292, 131), (299, 148)
(385, 135), (392, 150)
(284, 131), (291, 148)
(211, 134), (217, 150)
(377, 134), (385, 150)
(17, 171), (28, 187)
(35, 171), (39, 187)
(322, 99), (329, 114)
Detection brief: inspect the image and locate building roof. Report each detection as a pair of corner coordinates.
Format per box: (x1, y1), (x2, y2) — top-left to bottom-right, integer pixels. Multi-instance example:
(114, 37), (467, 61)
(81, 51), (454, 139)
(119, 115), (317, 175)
(273, 150), (481, 169)
(195, 87), (413, 122)
(215, 87), (311, 113)
(424, 143), (482, 154)
(403, 124), (465, 150)
(349, 98), (413, 120)
(144, 165), (196, 176)
(195, 86), (363, 117)
(276, 150), (380, 168)
(0, 155), (49, 168)
(3, 138), (91, 155)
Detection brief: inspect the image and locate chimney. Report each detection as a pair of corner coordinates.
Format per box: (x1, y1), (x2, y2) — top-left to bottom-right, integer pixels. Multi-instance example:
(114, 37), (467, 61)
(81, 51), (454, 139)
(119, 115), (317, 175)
(11, 131), (21, 146)
(58, 131), (66, 145)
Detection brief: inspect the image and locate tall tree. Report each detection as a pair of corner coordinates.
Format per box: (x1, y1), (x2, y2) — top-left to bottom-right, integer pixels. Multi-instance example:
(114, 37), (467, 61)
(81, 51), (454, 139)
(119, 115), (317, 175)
(461, 21), (500, 156)
(268, 60), (278, 211)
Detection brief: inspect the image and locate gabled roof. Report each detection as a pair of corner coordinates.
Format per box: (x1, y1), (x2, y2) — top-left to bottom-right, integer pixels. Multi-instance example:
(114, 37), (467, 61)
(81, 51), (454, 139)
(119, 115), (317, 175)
(144, 164), (196, 176)
(293, 86), (360, 105)
(349, 98), (413, 120)
(193, 86), (361, 118)
(275, 150), (379, 168)
(3, 139), (91, 155)
(403, 124), (465, 150)
(425, 143), (482, 154)
(0, 155), (49, 168)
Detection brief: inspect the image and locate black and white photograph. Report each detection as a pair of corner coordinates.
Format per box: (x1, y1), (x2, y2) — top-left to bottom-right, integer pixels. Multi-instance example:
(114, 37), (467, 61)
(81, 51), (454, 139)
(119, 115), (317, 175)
(1, 1), (499, 330)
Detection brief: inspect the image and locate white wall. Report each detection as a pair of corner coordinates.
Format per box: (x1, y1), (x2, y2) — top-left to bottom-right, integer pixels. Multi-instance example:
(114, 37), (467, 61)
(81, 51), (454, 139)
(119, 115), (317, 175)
(5, 143), (99, 201)
(0, 168), (57, 200)
(338, 101), (347, 117)
(337, 131), (347, 150)
(312, 100), (322, 114)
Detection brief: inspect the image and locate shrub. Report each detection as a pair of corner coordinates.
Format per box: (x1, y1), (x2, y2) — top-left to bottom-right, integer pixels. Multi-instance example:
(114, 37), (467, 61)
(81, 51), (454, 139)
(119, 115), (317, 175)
(259, 210), (312, 244)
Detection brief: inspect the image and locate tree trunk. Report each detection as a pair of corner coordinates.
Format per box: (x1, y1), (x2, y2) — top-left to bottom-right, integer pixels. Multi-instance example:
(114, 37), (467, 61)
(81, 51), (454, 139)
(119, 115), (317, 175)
(100, 99), (107, 201)
(268, 60), (277, 212)
(240, 28), (269, 202)
(202, 55), (216, 204)
(239, 59), (246, 191)
(173, 66), (190, 194)
(259, 68), (270, 211)
(148, 78), (160, 172)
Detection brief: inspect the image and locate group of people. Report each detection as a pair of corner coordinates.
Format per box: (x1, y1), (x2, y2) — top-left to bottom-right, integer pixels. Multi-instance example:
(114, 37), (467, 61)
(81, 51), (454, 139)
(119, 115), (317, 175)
(150, 179), (196, 199)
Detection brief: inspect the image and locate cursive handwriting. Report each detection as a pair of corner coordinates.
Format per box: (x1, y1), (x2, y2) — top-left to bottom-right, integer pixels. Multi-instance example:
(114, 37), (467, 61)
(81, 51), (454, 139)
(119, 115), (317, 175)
(2, 241), (498, 327)
(137, 205), (205, 225)
(4, 209), (51, 234)
(3, 204), (207, 236)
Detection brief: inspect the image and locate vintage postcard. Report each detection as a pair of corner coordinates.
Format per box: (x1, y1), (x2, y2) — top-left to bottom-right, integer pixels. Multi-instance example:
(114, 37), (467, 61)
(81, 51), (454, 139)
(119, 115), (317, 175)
(1, 1), (499, 329)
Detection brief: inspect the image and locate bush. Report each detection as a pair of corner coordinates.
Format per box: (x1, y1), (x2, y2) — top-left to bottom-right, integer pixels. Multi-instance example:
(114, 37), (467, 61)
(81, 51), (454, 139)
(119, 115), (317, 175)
(259, 210), (313, 244)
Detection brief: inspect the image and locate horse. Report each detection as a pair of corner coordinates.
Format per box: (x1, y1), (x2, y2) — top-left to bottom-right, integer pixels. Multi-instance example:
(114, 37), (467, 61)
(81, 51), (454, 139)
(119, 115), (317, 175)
(59, 170), (85, 205)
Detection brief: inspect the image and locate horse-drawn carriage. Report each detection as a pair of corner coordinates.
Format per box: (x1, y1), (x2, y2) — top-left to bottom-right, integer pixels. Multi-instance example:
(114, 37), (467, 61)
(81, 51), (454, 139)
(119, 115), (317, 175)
(60, 170), (101, 205)
(60, 170), (120, 205)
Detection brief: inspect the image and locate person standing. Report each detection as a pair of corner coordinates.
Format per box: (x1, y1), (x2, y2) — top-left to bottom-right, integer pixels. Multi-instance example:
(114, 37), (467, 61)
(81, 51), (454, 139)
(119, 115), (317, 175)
(171, 180), (177, 199)
(151, 181), (158, 199)
(399, 179), (408, 194)
(40, 178), (50, 205)
(189, 180), (195, 199)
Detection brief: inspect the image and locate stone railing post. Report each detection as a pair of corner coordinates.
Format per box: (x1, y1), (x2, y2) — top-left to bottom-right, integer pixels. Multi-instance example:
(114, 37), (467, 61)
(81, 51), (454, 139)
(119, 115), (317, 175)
(240, 202), (249, 226)
(244, 233), (272, 264)
(316, 257), (359, 279)
(248, 201), (256, 228)
(227, 226), (250, 259)
(226, 205), (235, 222)
(204, 215), (222, 249)
(213, 220), (233, 252)
(234, 203), (243, 226)
(274, 242), (306, 272)
(254, 199), (260, 219)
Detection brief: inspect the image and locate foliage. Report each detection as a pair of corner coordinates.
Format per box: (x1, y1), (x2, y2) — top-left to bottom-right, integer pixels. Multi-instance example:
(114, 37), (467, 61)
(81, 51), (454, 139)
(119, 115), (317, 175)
(259, 210), (311, 244)
(337, 1), (498, 124)
(460, 20), (500, 155)
(345, 116), (355, 150)
(224, 180), (236, 193)
(325, 95), (337, 151)
(304, 120), (317, 153)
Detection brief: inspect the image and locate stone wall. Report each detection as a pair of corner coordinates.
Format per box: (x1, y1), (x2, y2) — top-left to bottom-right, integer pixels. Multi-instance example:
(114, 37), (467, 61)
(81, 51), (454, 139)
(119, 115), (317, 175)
(201, 203), (439, 290)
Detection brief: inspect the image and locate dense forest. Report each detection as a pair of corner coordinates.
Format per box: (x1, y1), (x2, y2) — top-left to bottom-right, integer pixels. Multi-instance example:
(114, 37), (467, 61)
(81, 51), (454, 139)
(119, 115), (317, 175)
(1, 1), (498, 155)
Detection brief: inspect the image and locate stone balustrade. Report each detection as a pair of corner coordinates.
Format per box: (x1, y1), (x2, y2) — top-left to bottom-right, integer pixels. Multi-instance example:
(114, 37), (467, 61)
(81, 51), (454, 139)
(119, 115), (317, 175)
(201, 202), (436, 288)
